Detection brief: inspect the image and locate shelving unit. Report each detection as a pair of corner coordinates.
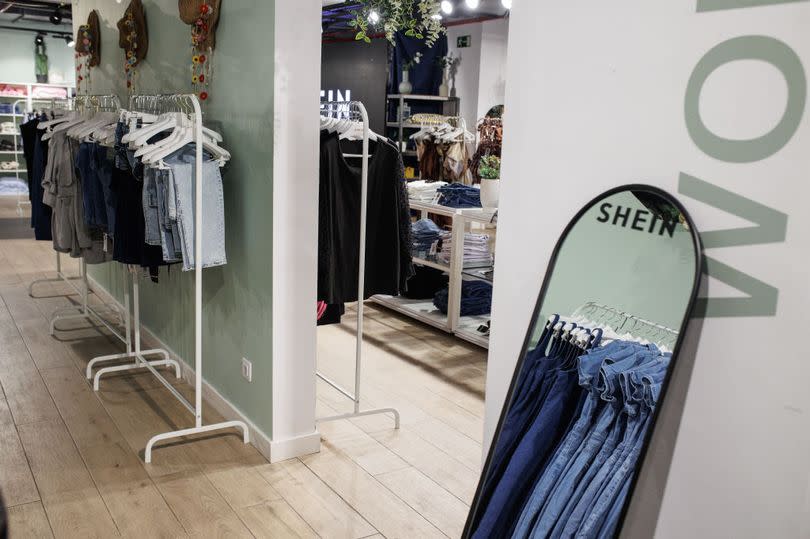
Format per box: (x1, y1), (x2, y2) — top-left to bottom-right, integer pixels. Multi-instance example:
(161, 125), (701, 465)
(0, 83), (74, 214)
(386, 94), (460, 167)
(371, 200), (497, 349)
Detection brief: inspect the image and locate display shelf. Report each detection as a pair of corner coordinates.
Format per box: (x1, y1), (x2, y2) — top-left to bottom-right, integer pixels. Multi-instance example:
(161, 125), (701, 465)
(456, 316), (491, 348)
(0, 113), (23, 118)
(463, 267), (494, 283)
(409, 199), (498, 224)
(0, 151), (23, 154)
(0, 132), (21, 137)
(412, 255), (451, 272)
(374, 207), (496, 349)
(387, 94), (459, 102)
(371, 295), (451, 332)
(0, 170), (28, 174)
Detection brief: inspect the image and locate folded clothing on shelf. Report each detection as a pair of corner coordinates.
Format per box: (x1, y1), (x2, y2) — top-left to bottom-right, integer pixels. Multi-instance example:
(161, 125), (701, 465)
(437, 182), (481, 208)
(433, 280), (493, 316)
(0, 103), (21, 114)
(31, 86), (68, 99)
(404, 266), (449, 300)
(0, 161), (19, 170)
(0, 140), (15, 151)
(437, 231), (493, 267)
(412, 218), (443, 257)
(407, 179), (447, 203)
(0, 122), (17, 134)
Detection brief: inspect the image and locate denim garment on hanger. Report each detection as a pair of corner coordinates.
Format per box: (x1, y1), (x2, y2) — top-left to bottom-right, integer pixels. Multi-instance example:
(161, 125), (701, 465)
(472, 366), (582, 539)
(555, 360), (668, 537)
(142, 168), (162, 246)
(164, 146), (227, 271)
(509, 343), (649, 539)
(573, 378), (663, 537)
(77, 142), (107, 229)
(154, 168), (182, 262)
(477, 339), (632, 530)
(92, 144), (116, 236)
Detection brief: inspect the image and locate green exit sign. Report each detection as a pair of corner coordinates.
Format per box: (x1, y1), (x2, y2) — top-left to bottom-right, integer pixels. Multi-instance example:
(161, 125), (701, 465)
(457, 35), (471, 48)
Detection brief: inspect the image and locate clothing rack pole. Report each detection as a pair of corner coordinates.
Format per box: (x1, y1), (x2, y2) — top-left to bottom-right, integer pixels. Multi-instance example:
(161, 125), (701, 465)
(315, 100), (400, 428)
(137, 93), (248, 463)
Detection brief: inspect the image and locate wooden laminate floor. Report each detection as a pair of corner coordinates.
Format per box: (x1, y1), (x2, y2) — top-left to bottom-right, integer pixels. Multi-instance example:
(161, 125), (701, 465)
(0, 197), (487, 538)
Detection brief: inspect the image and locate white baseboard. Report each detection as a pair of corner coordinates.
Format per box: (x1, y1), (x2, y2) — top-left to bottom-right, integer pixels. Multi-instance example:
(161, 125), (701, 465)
(268, 431), (322, 463)
(84, 275), (320, 463)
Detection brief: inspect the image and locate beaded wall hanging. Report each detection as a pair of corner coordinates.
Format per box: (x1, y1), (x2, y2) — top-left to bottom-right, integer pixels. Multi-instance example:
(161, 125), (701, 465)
(117, 0), (148, 93)
(74, 10), (101, 94)
(179, 0), (222, 101)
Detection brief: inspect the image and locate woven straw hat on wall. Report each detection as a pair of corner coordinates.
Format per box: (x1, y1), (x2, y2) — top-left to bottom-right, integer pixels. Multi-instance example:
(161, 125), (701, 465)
(178, 0), (222, 50)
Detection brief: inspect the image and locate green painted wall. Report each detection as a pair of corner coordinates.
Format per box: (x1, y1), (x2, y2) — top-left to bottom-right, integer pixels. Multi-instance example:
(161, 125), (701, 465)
(539, 191), (697, 332)
(73, 0), (275, 435)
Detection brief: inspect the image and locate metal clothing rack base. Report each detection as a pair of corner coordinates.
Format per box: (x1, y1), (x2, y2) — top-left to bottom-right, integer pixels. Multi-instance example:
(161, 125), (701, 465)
(28, 252), (125, 340)
(86, 267), (181, 391)
(316, 100), (400, 429)
(84, 94), (248, 463)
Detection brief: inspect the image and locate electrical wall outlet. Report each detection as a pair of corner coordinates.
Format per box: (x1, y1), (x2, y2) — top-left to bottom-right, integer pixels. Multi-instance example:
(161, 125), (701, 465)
(241, 357), (253, 382)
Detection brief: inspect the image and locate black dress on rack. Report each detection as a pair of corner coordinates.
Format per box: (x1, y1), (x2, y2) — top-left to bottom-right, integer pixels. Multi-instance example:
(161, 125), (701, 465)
(21, 118), (53, 241)
(318, 130), (414, 305)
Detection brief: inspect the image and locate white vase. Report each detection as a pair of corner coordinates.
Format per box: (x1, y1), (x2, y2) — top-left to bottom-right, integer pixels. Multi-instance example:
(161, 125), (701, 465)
(439, 72), (449, 97)
(399, 71), (413, 94)
(480, 178), (500, 208)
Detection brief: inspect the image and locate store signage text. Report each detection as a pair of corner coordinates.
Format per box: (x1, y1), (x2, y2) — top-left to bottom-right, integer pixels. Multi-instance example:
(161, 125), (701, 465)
(596, 203), (677, 238)
(679, 0), (806, 317)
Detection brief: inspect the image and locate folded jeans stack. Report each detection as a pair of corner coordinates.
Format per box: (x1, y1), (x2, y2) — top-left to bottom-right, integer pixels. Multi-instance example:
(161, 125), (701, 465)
(437, 182), (481, 208)
(411, 218), (443, 258)
(433, 280), (493, 316)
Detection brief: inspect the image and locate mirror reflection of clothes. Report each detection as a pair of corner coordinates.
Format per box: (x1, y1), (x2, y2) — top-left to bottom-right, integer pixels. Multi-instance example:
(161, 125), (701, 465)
(471, 339), (670, 539)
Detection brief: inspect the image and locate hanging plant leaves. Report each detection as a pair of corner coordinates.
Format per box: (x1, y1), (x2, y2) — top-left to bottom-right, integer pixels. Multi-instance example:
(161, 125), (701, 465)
(354, 0), (445, 47)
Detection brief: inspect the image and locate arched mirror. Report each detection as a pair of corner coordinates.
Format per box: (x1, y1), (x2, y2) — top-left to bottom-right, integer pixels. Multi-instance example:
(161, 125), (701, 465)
(464, 185), (703, 539)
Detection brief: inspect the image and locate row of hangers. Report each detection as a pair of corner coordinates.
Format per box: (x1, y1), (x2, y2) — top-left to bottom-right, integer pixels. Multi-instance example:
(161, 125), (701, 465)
(564, 302), (678, 353)
(410, 115), (474, 144)
(37, 94), (231, 168)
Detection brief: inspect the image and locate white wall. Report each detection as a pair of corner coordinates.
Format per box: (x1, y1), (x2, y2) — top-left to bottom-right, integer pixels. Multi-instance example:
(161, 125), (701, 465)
(270, 0), (322, 460)
(446, 19), (509, 128)
(0, 27), (75, 84)
(477, 18), (509, 118)
(486, 1), (810, 537)
(447, 23), (482, 129)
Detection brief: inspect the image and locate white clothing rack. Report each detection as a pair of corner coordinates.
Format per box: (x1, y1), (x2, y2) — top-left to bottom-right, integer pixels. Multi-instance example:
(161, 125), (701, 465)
(571, 301), (679, 349)
(27, 96), (126, 340)
(84, 93), (249, 463)
(316, 101), (400, 428)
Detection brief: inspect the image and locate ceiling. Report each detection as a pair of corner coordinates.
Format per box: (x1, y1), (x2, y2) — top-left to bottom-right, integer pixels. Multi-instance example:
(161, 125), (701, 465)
(0, 0), (72, 32)
(322, 0), (508, 40)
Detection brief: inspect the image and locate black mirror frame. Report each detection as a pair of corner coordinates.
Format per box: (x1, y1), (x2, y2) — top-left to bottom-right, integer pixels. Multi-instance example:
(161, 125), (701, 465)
(462, 184), (705, 538)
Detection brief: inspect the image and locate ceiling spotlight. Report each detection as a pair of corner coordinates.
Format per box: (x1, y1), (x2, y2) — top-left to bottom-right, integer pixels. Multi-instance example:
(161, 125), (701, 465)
(49, 7), (63, 25)
(64, 35), (74, 47)
(465, 0), (480, 8)
(34, 33), (44, 45)
(501, 0), (512, 8)
(368, 10), (380, 24)
(441, 0), (453, 15)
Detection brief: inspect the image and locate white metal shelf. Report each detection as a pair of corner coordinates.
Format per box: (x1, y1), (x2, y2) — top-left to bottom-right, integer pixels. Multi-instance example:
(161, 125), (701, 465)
(0, 150), (23, 154)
